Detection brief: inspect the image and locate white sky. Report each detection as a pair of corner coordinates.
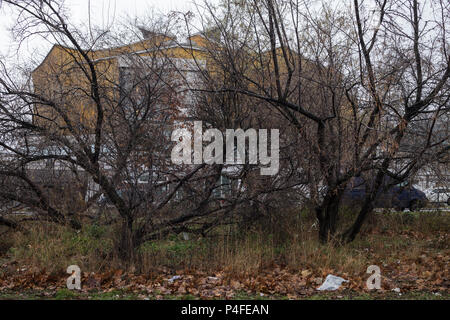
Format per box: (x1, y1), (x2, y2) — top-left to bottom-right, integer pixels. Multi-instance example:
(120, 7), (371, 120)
(0, 0), (442, 69)
(0, 0), (196, 66)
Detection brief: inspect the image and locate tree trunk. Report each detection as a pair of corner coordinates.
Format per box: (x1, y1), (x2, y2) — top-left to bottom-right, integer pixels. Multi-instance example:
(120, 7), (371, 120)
(117, 217), (136, 264)
(342, 163), (390, 243)
(341, 200), (373, 243)
(316, 190), (343, 243)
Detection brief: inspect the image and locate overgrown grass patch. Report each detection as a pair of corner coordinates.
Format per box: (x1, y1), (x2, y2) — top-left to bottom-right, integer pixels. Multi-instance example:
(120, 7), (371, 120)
(4, 222), (114, 272)
(0, 210), (448, 279)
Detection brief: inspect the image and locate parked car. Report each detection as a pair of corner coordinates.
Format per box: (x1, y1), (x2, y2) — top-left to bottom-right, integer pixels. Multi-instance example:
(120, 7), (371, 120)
(342, 177), (428, 211)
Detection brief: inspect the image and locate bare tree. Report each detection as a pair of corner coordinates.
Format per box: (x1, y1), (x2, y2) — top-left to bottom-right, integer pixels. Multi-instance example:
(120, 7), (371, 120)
(0, 0), (251, 263)
(184, 0), (450, 242)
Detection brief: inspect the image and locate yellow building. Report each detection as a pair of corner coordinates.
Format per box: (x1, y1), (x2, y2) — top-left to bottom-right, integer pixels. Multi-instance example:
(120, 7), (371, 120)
(31, 27), (340, 135)
(31, 29), (209, 133)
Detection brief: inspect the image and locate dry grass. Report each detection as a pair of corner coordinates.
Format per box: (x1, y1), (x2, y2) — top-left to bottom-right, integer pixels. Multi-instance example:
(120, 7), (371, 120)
(1, 208), (448, 278)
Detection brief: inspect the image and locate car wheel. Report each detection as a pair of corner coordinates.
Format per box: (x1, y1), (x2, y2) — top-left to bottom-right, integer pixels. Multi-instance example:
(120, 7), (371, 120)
(409, 199), (420, 211)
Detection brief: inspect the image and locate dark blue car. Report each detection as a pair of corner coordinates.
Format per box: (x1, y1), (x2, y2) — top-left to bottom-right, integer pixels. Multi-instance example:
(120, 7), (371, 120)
(342, 177), (427, 211)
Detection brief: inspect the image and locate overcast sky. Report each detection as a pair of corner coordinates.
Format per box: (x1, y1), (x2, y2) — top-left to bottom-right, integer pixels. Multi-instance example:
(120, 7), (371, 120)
(0, 0), (196, 66)
(0, 0), (442, 69)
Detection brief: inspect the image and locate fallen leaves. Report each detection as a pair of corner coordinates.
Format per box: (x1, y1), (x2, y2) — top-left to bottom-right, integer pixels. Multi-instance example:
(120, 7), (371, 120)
(0, 233), (448, 299)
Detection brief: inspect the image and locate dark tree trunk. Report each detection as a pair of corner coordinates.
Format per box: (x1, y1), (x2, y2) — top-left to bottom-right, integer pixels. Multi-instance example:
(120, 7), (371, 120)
(117, 216), (136, 264)
(341, 199), (373, 243)
(342, 160), (392, 243)
(316, 189), (343, 243)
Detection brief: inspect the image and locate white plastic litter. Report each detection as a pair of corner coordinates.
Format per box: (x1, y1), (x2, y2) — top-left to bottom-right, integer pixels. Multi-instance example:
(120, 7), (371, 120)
(317, 274), (349, 291)
(392, 287), (401, 293)
(168, 275), (182, 283)
(208, 276), (219, 281)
